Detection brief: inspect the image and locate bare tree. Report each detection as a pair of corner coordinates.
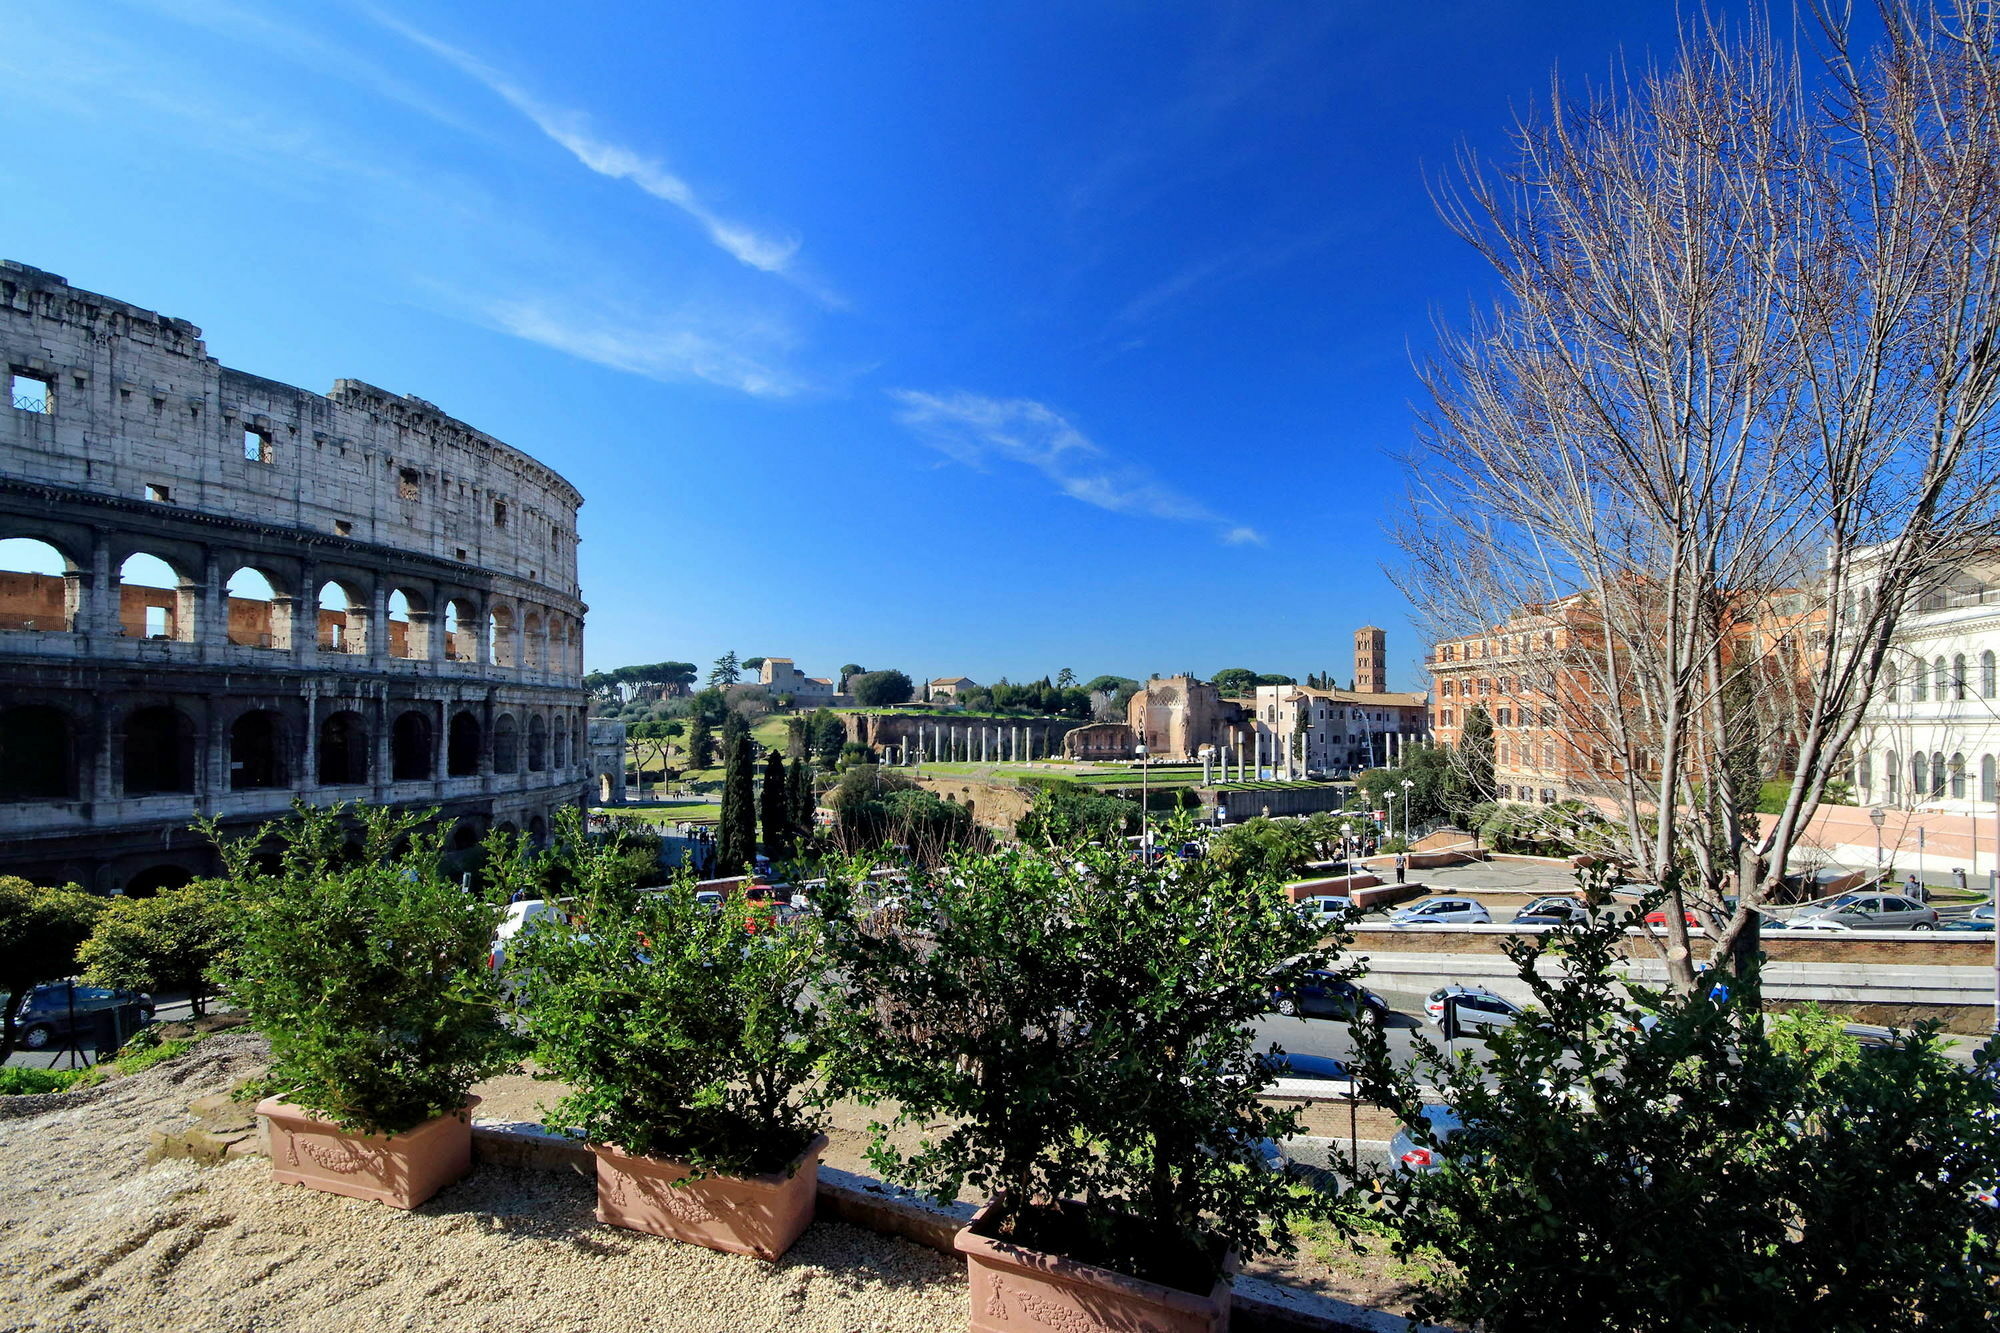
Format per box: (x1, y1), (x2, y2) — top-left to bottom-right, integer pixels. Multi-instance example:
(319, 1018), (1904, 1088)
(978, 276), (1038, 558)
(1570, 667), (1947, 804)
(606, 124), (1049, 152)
(1396, 1), (2000, 992)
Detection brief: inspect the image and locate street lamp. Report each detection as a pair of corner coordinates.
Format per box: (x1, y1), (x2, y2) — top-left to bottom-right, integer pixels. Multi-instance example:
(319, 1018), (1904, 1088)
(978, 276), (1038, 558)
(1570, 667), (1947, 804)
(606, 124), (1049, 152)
(1136, 744), (1150, 857)
(1341, 820), (1353, 867)
(1384, 791), (1398, 852)
(1401, 778), (1415, 845)
(1870, 805), (1886, 886)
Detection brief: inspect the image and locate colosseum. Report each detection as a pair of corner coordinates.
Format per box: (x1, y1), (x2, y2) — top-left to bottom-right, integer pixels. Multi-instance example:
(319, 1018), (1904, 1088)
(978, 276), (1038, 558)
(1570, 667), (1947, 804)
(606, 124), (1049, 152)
(0, 260), (593, 895)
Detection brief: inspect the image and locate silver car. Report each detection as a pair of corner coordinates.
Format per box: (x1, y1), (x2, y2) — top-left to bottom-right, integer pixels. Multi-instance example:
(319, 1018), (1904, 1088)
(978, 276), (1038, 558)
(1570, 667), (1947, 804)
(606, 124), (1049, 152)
(1792, 893), (1939, 930)
(1390, 897), (1493, 926)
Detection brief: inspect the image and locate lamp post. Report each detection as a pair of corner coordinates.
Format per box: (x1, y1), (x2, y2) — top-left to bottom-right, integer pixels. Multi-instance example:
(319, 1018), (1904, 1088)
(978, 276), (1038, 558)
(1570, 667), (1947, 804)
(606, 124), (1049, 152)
(1870, 805), (1886, 886)
(1401, 778), (1415, 845)
(1136, 744), (1150, 858)
(1384, 791), (1398, 853)
(1341, 820), (1353, 868)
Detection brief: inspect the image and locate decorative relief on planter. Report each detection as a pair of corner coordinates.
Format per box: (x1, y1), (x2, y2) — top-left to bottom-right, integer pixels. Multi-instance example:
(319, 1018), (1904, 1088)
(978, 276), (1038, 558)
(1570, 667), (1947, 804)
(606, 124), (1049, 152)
(256, 1096), (478, 1210)
(985, 1275), (1171, 1333)
(591, 1135), (828, 1261)
(955, 1205), (1233, 1333)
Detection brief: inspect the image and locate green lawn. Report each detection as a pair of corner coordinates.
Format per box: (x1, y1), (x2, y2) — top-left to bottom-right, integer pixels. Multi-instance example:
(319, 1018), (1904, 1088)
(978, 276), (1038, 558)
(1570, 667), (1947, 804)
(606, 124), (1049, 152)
(599, 802), (721, 826)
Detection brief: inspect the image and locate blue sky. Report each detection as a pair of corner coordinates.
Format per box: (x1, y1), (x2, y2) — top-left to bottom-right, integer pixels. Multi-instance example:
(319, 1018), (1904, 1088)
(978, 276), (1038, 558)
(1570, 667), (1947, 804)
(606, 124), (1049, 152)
(0, 1), (1708, 690)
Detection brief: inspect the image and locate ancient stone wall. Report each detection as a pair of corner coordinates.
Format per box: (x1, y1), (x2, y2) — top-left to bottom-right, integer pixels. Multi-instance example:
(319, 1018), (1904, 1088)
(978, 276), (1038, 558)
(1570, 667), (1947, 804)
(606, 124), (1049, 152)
(0, 261), (590, 894)
(844, 711), (1081, 761)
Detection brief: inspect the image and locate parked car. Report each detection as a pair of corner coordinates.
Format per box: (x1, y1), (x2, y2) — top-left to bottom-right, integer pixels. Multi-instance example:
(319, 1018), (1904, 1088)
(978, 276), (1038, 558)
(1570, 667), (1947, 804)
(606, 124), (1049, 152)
(1512, 897), (1589, 926)
(1389, 897), (1492, 926)
(1296, 894), (1352, 926)
(1390, 1103), (1467, 1173)
(1424, 984), (1525, 1032)
(1792, 893), (1938, 930)
(1942, 903), (1996, 932)
(1643, 906), (1709, 930)
(1270, 970), (1389, 1021)
(11, 983), (154, 1052)
(1257, 1050), (1351, 1081)
(489, 898), (564, 972)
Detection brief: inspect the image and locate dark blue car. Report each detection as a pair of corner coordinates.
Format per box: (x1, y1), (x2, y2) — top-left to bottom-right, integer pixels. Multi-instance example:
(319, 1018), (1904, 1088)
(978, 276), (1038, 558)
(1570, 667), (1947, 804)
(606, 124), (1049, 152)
(11, 982), (154, 1052)
(1270, 970), (1390, 1021)
(1259, 1050), (1351, 1081)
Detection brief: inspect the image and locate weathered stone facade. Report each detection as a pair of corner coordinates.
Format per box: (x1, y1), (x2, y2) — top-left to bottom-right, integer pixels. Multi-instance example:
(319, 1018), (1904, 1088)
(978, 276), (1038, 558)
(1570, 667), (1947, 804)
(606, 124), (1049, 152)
(1124, 675), (1248, 762)
(0, 261), (590, 893)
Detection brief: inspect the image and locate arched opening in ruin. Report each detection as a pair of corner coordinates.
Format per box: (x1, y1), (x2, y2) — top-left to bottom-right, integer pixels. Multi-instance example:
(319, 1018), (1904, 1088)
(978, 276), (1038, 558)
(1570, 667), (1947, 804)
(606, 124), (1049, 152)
(119, 553), (189, 640)
(489, 604), (518, 668)
(529, 814), (549, 845)
(523, 611), (544, 671)
(229, 710), (287, 790)
(0, 704), (77, 800)
(317, 581), (365, 654)
(387, 588), (428, 660)
(599, 773), (614, 803)
(444, 599), (477, 662)
(527, 714), (548, 772)
(448, 711), (482, 776)
(122, 864), (195, 899)
(225, 567), (287, 649)
(0, 537), (75, 632)
(493, 713), (520, 774)
(123, 705), (196, 794)
(450, 820), (482, 851)
(317, 710), (370, 786)
(391, 710), (433, 781)
(553, 715), (570, 769)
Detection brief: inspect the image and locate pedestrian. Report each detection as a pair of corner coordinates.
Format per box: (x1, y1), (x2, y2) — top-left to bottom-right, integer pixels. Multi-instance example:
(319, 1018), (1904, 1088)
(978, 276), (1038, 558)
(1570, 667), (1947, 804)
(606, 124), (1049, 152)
(1906, 871), (1925, 902)
(1394, 852), (1407, 885)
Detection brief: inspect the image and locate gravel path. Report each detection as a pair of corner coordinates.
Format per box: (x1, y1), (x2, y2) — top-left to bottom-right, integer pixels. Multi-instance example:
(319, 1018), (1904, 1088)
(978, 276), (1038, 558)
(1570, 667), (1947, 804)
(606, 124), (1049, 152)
(0, 1035), (966, 1332)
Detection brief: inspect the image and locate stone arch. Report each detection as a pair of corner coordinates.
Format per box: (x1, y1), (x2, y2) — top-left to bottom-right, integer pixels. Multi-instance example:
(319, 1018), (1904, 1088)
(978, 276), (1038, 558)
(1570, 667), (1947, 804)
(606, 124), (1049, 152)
(599, 772), (614, 803)
(225, 565), (292, 649)
(493, 713), (520, 774)
(317, 710), (370, 786)
(391, 709), (433, 781)
(0, 704), (77, 800)
(119, 551), (195, 641)
(489, 603), (518, 668)
(450, 819), (482, 851)
(443, 597), (479, 662)
(527, 713), (548, 772)
(448, 710), (482, 776)
(523, 610), (544, 671)
(122, 864), (195, 899)
(316, 579), (367, 654)
(387, 587), (430, 660)
(123, 704), (197, 794)
(229, 709), (288, 790)
(528, 813), (548, 846)
(0, 536), (77, 632)
(553, 714), (570, 769)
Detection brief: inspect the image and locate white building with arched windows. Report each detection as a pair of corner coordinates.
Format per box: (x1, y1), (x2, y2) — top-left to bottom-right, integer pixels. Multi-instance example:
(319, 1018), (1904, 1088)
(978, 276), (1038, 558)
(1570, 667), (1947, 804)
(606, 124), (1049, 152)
(1851, 558), (2000, 815)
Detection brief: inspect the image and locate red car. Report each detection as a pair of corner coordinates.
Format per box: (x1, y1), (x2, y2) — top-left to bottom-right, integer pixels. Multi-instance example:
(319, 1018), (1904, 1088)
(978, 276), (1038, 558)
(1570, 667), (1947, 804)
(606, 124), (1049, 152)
(1643, 907), (1705, 929)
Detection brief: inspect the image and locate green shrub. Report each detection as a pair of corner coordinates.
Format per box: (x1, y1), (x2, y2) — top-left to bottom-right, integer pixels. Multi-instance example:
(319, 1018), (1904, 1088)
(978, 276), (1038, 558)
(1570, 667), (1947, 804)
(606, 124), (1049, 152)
(210, 803), (521, 1136)
(0, 1066), (90, 1096)
(1347, 878), (2000, 1330)
(820, 813), (1346, 1291)
(504, 815), (828, 1178)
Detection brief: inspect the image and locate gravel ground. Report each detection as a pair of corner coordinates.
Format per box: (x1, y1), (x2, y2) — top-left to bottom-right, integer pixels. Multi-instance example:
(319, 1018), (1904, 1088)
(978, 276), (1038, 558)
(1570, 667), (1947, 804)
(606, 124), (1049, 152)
(0, 1035), (966, 1333)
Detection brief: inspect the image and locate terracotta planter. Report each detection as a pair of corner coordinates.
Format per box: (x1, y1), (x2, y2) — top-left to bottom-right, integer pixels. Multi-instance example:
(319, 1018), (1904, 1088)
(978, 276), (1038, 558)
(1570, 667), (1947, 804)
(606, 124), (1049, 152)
(592, 1132), (829, 1260)
(255, 1095), (478, 1210)
(955, 1204), (1234, 1333)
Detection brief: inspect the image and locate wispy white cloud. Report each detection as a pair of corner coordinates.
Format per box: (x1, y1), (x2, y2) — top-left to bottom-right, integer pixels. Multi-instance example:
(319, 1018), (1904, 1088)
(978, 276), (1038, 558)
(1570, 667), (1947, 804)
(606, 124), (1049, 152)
(478, 294), (808, 399)
(889, 389), (1260, 544)
(370, 10), (828, 297)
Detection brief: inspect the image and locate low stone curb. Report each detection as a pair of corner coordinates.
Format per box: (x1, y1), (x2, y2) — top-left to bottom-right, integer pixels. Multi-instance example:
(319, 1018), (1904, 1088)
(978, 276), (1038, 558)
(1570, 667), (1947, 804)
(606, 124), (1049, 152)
(464, 1118), (1447, 1333)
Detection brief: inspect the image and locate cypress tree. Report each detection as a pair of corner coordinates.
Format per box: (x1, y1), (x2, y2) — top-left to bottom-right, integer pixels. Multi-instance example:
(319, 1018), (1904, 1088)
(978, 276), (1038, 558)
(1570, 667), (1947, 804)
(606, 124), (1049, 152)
(718, 725), (756, 873)
(761, 752), (792, 863)
(685, 714), (714, 770)
(789, 761), (816, 843)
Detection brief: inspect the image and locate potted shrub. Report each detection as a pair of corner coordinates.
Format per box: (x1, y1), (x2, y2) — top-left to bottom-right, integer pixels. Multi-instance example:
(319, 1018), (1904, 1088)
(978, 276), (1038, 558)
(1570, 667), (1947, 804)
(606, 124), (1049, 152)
(213, 803), (519, 1209)
(821, 815), (1344, 1332)
(505, 817), (829, 1260)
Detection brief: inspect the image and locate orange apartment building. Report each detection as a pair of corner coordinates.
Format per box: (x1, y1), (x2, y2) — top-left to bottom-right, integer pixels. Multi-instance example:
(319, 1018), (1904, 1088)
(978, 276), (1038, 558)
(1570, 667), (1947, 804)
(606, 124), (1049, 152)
(1428, 595), (1610, 804)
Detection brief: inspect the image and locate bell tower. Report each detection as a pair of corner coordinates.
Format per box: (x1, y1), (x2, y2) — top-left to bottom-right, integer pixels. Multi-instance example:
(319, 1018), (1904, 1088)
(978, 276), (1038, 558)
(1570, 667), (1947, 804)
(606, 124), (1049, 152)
(1354, 626), (1387, 694)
